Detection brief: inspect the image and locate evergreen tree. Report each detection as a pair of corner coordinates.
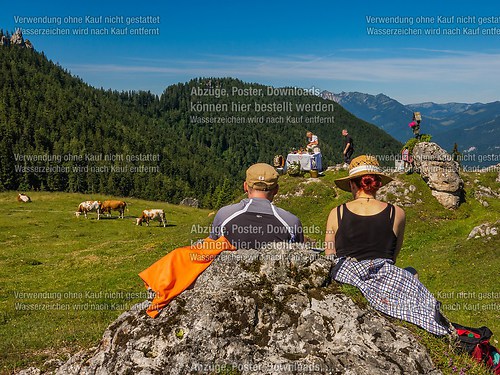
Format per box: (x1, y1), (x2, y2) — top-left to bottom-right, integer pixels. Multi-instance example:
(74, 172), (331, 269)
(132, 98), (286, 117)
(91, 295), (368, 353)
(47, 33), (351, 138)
(0, 41), (401, 208)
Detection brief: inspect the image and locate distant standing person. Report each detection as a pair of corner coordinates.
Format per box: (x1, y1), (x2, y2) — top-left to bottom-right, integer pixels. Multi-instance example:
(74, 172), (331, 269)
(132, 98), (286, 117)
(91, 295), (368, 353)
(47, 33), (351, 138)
(409, 112), (421, 139)
(342, 129), (354, 167)
(408, 120), (420, 139)
(401, 146), (413, 173)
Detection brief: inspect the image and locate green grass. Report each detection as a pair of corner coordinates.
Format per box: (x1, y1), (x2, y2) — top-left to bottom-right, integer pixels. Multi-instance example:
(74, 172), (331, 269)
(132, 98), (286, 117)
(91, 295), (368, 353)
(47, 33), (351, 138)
(394, 172), (500, 336)
(1, 169), (499, 374)
(277, 171), (499, 375)
(277, 171), (500, 334)
(0, 192), (212, 374)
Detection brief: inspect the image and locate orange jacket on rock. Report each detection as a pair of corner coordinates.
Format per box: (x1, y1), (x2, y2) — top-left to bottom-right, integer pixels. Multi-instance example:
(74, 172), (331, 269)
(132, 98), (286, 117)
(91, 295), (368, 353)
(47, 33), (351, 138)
(139, 236), (236, 318)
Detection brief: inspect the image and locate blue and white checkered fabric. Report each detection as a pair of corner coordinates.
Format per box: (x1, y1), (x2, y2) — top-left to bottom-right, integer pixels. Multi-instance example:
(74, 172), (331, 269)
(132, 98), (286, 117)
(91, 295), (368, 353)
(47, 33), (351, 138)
(333, 257), (452, 336)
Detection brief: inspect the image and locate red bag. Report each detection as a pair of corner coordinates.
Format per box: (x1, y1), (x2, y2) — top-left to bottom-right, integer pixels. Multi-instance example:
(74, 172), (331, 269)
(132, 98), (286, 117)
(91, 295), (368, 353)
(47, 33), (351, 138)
(452, 323), (500, 374)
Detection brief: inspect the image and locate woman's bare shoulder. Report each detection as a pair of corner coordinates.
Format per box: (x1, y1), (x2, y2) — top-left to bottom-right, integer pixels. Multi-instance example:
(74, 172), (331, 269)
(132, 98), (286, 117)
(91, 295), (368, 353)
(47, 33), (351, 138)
(392, 203), (406, 220)
(327, 204), (340, 219)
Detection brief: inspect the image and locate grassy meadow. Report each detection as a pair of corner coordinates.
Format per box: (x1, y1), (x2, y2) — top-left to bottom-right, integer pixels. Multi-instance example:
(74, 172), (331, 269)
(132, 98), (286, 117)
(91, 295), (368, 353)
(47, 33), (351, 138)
(0, 169), (499, 374)
(0, 192), (213, 373)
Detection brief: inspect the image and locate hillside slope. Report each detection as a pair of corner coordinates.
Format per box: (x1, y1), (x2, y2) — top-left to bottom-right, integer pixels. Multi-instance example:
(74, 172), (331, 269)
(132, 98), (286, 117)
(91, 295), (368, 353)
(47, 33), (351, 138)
(0, 42), (401, 207)
(1, 168), (499, 374)
(322, 91), (418, 141)
(0, 191), (214, 373)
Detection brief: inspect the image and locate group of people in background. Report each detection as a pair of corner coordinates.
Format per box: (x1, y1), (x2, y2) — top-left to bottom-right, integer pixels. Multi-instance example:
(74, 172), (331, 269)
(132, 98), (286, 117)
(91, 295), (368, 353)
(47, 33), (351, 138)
(210, 156), (402, 265)
(306, 110), (422, 171)
(304, 129), (354, 168)
(143, 113), (499, 371)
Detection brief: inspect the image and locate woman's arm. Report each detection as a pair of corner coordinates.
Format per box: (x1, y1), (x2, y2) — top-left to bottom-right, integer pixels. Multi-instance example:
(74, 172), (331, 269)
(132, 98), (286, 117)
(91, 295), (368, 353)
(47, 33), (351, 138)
(324, 208), (339, 255)
(392, 205), (406, 261)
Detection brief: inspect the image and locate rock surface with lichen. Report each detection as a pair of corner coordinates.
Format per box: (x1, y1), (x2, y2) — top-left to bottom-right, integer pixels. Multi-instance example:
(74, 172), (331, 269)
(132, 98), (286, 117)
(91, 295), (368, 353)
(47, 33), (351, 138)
(412, 142), (464, 209)
(47, 244), (440, 375)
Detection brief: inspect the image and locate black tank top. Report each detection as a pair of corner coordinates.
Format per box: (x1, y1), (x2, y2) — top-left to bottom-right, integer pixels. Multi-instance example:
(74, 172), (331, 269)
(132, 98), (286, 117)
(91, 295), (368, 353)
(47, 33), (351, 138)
(335, 203), (397, 261)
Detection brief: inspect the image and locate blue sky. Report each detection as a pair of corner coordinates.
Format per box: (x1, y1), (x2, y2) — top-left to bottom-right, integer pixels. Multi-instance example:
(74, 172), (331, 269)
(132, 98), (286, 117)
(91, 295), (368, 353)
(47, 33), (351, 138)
(2, 0), (500, 103)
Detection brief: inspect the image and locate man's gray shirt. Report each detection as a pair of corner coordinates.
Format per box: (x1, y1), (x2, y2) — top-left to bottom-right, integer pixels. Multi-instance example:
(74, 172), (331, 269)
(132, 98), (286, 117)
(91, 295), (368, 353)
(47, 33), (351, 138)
(209, 198), (304, 249)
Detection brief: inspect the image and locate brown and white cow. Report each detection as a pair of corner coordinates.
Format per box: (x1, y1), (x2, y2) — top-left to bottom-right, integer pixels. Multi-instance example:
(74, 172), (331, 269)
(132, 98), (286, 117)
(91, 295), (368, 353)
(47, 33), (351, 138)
(100, 200), (127, 219)
(136, 209), (166, 227)
(76, 201), (101, 219)
(17, 193), (31, 203)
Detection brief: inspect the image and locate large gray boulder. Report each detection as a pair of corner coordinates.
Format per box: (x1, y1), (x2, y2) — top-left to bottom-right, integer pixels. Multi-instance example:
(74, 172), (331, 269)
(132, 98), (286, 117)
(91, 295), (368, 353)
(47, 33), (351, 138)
(412, 142), (464, 209)
(54, 245), (441, 375)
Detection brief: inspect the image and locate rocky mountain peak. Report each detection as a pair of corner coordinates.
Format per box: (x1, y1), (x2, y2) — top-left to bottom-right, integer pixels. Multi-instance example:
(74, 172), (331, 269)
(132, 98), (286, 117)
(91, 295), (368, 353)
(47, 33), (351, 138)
(0, 28), (34, 49)
(10, 28), (24, 46)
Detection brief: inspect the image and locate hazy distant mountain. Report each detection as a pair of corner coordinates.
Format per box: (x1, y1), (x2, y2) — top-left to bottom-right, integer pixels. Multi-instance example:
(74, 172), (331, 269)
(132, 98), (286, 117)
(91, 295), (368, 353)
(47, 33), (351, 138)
(430, 101), (500, 156)
(322, 91), (500, 165)
(406, 102), (481, 119)
(324, 91), (412, 135)
(321, 91), (441, 142)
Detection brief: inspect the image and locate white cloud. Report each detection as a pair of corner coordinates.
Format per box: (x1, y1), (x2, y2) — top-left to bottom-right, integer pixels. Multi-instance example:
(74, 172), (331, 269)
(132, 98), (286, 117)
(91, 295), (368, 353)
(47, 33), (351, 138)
(66, 50), (500, 102)
(69, 51), (500, 82)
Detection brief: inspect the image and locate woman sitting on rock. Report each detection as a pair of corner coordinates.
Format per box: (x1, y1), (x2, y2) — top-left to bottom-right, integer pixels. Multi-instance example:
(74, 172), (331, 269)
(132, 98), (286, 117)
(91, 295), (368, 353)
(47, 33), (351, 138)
(324, 155), (451, 336)
(325, 155), (405, 262)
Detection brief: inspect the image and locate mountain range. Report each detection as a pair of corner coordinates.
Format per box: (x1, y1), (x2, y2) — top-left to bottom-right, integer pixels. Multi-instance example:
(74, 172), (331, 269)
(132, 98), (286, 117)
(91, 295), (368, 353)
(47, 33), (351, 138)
(322, 91), (500, 164)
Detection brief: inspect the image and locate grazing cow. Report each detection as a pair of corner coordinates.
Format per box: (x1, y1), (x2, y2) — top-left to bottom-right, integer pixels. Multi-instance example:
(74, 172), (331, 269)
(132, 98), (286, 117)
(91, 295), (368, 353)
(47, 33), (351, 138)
(17, 193), (31, 203)
(76, 201), (101, 219)
(136, 209), (166, 227)
(100, 200), (127, 219)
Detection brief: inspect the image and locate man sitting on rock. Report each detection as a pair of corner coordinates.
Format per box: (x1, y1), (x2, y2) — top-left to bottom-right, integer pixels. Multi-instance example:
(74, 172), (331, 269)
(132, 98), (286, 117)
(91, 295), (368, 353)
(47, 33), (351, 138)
(210, 163), (304, 249)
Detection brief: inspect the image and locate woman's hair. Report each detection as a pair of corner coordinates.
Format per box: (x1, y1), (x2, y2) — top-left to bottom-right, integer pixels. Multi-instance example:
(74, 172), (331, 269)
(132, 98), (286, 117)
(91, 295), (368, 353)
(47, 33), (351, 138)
(352, 174), (382, 194)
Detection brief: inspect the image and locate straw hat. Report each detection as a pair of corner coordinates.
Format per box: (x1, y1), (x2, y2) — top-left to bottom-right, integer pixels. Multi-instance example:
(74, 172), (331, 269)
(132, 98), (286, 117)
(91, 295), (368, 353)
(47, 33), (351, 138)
(334, 155), (393, 192)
